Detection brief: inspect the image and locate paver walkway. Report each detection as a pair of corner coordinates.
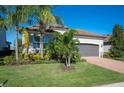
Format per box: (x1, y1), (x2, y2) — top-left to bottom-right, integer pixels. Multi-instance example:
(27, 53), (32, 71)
(82, 57), (124, 73)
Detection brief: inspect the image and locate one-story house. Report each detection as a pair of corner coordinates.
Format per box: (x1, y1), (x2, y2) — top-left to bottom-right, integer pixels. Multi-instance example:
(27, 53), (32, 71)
(75, 30), (106, 57)
(22, 24), (109, 57)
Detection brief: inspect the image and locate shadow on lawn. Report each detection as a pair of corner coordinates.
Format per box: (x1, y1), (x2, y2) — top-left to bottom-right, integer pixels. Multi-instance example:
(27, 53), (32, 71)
(0, 80), (8, 87)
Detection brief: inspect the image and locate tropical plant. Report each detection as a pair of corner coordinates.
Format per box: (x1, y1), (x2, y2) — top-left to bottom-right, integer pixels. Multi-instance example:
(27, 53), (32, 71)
(33, 6), (56, 58)
(45, 31), (64, 60)
(44, 52), (51, 60)
(20, 28), (29, 55)
(63, 29), (80, 67)
(45, 29), (80, 67)
(6, 6), (36, 64)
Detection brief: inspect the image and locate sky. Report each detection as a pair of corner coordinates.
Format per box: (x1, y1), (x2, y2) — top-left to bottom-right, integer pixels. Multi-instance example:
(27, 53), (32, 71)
(6, 5), (124, 46)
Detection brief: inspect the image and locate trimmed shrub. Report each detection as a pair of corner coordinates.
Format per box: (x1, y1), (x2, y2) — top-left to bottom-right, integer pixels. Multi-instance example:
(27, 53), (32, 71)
(4, 56), (16, 65)
(28, 53), (41, 61)
(33, 54), (41, 60)
(103, 51), (114, 58)
(0, 58), (4, 65)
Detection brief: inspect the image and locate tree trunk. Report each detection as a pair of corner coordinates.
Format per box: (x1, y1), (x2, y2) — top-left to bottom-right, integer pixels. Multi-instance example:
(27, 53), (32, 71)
(15, 28), (18, 64)
(40, 34), (43, 59)
(65, 58), (68, 67)
(67, 56), (71, 67)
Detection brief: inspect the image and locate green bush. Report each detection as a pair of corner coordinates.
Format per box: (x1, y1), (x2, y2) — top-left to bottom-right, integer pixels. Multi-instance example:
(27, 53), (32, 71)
(72, 51), (81, 63)
(115, 56), (124, 61)
(28, 54), (34, 61)
(103, 51), (114, 58)
(3, 53), (23, 65)
(0, 58), (4, 65)
(4, 56), (16, 65)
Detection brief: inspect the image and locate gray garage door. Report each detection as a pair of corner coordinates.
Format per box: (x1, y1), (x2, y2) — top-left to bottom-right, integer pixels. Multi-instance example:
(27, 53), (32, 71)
(77, 44), (99, 56)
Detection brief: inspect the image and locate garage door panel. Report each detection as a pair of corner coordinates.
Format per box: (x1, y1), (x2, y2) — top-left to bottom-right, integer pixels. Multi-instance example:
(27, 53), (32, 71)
(77, 44), (99, 56)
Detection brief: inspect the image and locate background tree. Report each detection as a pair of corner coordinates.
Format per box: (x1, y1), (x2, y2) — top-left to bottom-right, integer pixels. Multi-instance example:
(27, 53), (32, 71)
(0, 6), (7, 33)
(110, 24), (124, 57)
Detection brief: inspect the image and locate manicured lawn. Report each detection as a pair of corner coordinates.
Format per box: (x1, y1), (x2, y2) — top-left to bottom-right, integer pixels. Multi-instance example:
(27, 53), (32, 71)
(0, 62), (124, 87)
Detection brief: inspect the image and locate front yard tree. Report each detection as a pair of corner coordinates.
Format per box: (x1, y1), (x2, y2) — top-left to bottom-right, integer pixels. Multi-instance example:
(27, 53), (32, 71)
(110, 24), (124, 57)
(6, 6), (42, 64)
(35, 6), (55, 58)
(6, 5), (55, 64)
(63, 29), (79, 67)
(46, 29), (79, 67)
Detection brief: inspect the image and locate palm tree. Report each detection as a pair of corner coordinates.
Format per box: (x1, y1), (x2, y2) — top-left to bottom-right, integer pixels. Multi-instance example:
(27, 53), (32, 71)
(5, 5), (55, 63)
(63, 29), (79, 67)
(6, 6), (34, 64)
(45, 29), (79, 67)
(34, 6), (55, 58)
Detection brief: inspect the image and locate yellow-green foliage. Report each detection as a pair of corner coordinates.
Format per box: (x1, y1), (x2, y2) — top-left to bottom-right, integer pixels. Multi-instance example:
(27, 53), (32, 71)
(28, 53), (41, 61)
(21, 28), (29, 49)
(24, 53), (30, 61)
(18, 54), (23, 64)
(44, 53), (51, 60)
(4, 54), (23, 65)
(33, 54), (41, 60)
(4, 56), (15, 65)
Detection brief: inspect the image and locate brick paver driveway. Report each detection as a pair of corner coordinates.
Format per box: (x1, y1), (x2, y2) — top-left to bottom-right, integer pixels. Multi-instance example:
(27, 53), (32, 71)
(83, 57), (124, 73)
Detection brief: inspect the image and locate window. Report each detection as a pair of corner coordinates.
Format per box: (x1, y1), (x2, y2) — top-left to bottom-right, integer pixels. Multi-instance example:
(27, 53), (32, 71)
(43, 34), (55, 43)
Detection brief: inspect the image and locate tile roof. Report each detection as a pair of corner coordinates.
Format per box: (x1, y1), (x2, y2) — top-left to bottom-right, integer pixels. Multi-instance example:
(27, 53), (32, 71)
(75, 29), (106, 38)
(25, 24), (69, 33)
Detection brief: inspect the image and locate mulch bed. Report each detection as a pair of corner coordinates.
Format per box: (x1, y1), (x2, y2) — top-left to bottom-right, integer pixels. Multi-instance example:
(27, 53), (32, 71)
(59, 63), (75, 71)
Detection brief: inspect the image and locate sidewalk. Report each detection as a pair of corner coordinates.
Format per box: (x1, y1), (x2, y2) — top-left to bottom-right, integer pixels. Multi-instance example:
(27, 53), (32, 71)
(98, 82), (124, 87)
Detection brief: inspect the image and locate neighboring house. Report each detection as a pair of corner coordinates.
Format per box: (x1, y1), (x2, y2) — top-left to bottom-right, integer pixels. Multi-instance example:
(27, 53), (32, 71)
(22, 24), (108, 57)
(0, 30), (12, 56)
(0, 30), (11, 51)
(103, 35), (112, 53)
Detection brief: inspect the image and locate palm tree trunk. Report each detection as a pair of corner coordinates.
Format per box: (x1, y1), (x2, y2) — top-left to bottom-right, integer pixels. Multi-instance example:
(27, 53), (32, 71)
(67, 55), (71, 67)
(65, 58), (68, 66)
(15, 28), (18, 64)
(40, 34), (43, 58)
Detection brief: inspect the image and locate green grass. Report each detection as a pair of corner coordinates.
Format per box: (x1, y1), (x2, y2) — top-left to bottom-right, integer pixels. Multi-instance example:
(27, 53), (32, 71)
(0, 62), (124, 87)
